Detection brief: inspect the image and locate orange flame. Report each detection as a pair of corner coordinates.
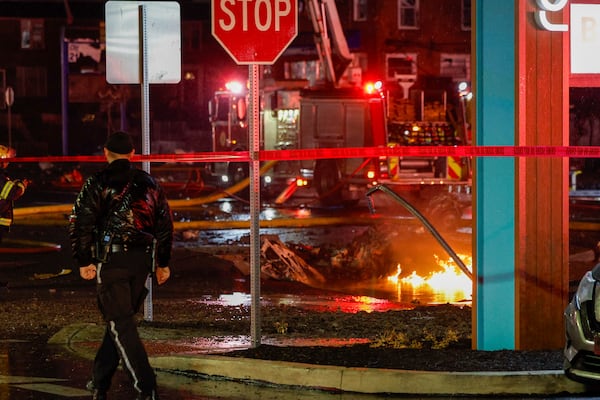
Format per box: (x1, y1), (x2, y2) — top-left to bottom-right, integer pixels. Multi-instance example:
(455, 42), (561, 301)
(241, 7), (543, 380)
(387, 254), (472, 304)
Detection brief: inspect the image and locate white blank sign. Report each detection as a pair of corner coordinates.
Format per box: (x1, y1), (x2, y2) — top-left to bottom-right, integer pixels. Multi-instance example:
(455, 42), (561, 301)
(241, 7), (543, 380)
(105, 1), (181, 84)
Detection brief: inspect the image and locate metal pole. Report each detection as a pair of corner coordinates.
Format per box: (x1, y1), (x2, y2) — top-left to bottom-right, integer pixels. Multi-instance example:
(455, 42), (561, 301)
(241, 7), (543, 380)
(139, 4), (153, 321)
(6, 102), (11, 149)
(60, 26), (68, 155)
(249, 64), (261, 347)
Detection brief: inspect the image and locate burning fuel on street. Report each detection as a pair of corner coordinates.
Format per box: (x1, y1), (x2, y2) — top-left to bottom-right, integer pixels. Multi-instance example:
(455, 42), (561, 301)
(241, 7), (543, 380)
(386, 254), (472, 305)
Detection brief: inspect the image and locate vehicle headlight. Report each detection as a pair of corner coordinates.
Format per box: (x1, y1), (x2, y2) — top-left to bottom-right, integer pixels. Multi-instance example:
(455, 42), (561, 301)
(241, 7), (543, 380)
(574, 271), (595, 310)
(574, 264), (600, 318)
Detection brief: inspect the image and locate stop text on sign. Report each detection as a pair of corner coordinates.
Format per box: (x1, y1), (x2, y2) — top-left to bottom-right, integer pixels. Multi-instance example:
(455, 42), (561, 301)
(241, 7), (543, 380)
(217, 0), (292, 32)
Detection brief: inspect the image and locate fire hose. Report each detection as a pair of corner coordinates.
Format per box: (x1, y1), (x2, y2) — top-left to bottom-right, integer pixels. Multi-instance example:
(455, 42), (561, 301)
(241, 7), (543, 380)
(366, 184), (472, 280)
(168, 159), (278, 207)
(0, 238), (62, 253)
(13, 160), (280, 219)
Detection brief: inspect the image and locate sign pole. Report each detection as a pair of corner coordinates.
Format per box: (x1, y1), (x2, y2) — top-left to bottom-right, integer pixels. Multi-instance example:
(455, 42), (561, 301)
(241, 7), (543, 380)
(139, 5), (151, 174)
(249, 64), (261, 346)
(139, 4), (154, 321)
(5, 87), (14, 149)
(211, 0), (298, 348)
(105, 1), (181, 322)
(7, 102), (11, 150)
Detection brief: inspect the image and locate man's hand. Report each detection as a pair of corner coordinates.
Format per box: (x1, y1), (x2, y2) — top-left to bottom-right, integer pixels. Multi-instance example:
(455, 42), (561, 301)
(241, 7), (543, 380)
(80, 264), (97, 280)
(155, 266), (170, 285)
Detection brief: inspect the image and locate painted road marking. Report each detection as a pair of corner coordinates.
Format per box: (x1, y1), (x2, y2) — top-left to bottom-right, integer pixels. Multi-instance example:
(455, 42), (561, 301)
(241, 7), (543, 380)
(0, 375), (89, 397)
(12, 383), (89, 396)
(0, 375), (63, 384)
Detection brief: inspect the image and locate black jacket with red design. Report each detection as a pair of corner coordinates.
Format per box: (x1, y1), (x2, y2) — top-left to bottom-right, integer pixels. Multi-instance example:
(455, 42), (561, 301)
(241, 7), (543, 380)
(68, 159), (173, 268)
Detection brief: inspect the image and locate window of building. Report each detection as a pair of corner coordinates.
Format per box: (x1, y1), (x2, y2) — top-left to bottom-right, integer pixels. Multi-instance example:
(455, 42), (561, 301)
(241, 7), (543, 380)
(16, 66), (47, 97)
(386, 53), (417, 81)
(353, 0), (368, 22)
(20, 19), (45, 49)
(284, 60), (324, 86)
(440, 53), (470, 82)
(398, 0), (419, 30)
(349, 52), (367, 84)
(0, 69), (5, 110)
(182, 21), (202, 51)
(461, 0), (471, 31)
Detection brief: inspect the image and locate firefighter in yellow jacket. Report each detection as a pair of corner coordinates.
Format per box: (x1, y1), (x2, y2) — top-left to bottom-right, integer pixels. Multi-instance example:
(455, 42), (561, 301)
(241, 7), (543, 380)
(0, 145), (28, 243)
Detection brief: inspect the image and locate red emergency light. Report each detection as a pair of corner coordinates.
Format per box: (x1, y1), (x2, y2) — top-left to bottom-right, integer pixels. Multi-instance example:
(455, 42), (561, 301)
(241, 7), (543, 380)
(364, 81), (384, 97)
(225, 81), (245, 94)
(296, 177), (308, 187)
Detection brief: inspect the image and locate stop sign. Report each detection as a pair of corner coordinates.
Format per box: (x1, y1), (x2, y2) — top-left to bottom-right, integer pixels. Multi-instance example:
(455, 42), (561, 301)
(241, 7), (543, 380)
(212, 0), (298, 65)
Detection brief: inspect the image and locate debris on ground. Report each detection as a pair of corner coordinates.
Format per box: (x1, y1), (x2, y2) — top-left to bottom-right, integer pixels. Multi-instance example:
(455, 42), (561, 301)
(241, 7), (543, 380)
(32, 268), (72, 280)
(260, 235), (325, 286)
(218, 235), (326, 286)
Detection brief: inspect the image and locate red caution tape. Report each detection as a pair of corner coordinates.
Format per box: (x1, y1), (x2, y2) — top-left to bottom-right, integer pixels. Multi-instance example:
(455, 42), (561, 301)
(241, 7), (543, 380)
(261, 146), (600, 160)
(6, 152), (250, 164)
(4, 146), (600, 164)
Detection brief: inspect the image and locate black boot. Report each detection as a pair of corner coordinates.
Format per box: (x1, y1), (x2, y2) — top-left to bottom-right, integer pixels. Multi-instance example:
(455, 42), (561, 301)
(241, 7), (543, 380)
(135, 390), (159, 400)
(92, 390), (107, 400)
(86, 380), (107, 400)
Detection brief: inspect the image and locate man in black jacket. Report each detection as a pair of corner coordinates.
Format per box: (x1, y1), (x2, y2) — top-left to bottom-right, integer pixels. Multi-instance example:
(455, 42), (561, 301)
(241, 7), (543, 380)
(69, 131), (173, 400)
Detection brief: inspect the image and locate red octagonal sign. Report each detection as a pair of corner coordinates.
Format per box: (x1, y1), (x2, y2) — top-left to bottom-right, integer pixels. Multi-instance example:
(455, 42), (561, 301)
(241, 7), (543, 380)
(212, 0), (298, 65)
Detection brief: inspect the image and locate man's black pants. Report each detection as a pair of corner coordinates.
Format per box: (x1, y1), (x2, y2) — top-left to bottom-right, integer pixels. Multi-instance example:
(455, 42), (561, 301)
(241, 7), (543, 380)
(92, 249), (155, 395)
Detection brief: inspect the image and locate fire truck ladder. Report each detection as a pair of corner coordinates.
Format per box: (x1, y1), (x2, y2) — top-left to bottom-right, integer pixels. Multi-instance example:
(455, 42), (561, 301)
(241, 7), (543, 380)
(306, 0), (352, 86)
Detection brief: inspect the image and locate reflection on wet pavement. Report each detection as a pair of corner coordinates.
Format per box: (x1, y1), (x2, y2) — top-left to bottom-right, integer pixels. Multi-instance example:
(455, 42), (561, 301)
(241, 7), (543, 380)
(197, 291), (414, 313)
(198, 285), (471, 314)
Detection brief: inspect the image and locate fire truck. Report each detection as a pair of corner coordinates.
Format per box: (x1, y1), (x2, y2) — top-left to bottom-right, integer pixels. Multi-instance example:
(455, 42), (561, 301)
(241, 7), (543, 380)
(208, 79), (387, 204)
(207, 0), (389, 205)
(207, 0), (471, 220)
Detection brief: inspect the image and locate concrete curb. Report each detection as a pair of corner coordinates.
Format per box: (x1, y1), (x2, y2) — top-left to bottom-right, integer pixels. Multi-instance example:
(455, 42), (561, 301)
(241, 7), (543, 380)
(51, 324), (589, 396)
(150, 355), (586, 396)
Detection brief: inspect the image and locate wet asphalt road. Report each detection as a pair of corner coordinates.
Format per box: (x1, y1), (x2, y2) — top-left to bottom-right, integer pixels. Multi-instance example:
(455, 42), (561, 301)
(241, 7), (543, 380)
(0, 233), (583, 399)
(0, 190), (455, 400)
(2, 186), (588, 399)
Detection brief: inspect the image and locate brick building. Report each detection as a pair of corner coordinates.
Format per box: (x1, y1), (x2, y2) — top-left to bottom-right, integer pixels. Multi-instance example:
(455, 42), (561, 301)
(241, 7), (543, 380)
(0, 0), (471, 155)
